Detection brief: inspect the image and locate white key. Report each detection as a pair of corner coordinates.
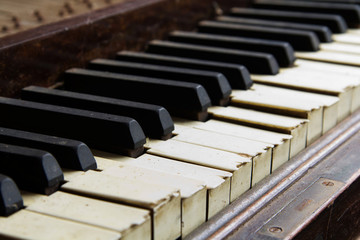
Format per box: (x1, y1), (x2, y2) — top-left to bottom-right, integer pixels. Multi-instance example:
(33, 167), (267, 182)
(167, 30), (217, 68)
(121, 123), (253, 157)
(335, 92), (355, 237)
(172, 126), (272, 186)
(23, 191), (151, 240)
(174, 119), (292, 172)
(251, 67), (357, 121)
(208, 106), (308, 158)
(61, 170), (181, 240)
(231, 88), (323, 144)
(146, 139), (252, 202)
(239, 83), (339, 135)
(99, 162), (207, 237)
(94, 152), (232, 219)
(0, 210), (121, 240)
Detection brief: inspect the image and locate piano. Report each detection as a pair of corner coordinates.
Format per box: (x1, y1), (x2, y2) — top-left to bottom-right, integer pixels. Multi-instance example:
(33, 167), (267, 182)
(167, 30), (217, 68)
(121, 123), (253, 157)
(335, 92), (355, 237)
(0, 0), (359, 239)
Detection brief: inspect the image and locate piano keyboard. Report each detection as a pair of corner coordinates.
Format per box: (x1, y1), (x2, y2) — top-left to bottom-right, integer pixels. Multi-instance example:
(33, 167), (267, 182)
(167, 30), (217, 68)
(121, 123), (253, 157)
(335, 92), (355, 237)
(1, 0), (360, 239)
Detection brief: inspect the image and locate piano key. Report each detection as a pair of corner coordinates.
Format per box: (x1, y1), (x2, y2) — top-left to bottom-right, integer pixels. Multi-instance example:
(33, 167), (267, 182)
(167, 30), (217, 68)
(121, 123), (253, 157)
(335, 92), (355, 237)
(167, 31), (295, 67)
(217, 16), (333, 42)
(94, 153), (232, 219)
(88, 59), (232, 106)
(230, 86), (339, 144)
(145, 139), (252, 201)
(0, 210), (121, 240)
(251, 68), (360, 121)
(63, 68), (211, 121)
(116, 51), (253, 90)
(146, 40), (280, 74)
(320, 41), (360, 55)
(23, 191), (151, 240)
(0, 143), (64, 195)
(197, 20), (320, 51)
(207, 106), (308, 158)
(246, 84), (339, 134)
(332, 33), (360, 44)
(61, 170), (182, 240)
(99, 162), (206, 237)
(171, 126), (273, 186)
(21, 86), (174, 140)
(252, 0), (360, 27)
(230, 7), (347, 33)
(174, 119), (292, 171)
(0, 127), (96, 171)
(0, 97), (146, 157)
(0, 174), (23, 216)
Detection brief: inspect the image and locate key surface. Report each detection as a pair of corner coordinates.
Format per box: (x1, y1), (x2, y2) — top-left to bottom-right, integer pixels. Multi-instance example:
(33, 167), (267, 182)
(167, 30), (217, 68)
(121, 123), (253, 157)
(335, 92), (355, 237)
(0, 210), (121, 240)
(21, 86), (174, 140)
(95, 153), (232, 219)
(63, 68), (211, 121)
(174, 119), (292, 171)
(0, 97), (146, 157)
(0, 143), (64, 195)
(100, 163), (206, 237)
(147, 40), (279, 74)
(217, 16), (333, 42)
(168, 31), (295, 67)
(198, 20), (320, 51)
(62, 170), (182, 240)
(208, 106), (308, 158)
(0, 127), (96, 171)
(116, 51), (253, 90)
(0, 174), (23, 216)
(88, 59), (232, 106)
(252, 0), (360, 27)
(230, 8), (347, 33)
(146, 139), (252, 201)
(24, 191), (151, 240)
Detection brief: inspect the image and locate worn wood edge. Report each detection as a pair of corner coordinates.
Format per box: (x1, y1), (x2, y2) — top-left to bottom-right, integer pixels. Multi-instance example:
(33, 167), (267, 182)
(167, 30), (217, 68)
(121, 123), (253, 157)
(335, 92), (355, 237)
(184, 108), (360, 240)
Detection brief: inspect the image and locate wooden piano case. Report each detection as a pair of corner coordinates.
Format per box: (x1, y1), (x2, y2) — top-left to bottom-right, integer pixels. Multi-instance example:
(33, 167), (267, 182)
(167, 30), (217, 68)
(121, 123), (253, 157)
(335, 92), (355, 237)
(0, 0), (359, 239)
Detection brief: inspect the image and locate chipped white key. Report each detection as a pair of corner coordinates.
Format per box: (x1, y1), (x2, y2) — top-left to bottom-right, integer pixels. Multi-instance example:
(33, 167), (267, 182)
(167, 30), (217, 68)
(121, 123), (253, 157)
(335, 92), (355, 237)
(99, 163), (206, 237)
(94, 153), (232, 219)
(174, 119), (292, 171)
(172, 127), (272, 186)
(146, 139), (252, 202)
(61, 170), (181, 240)
(231, 89), (323, 144)
(239, 83), (339, 135)
(251, 67), (357, 121)
(208, 106), (308, 158)
(23, 191), (151, 240)
(0, 210), (121, 240)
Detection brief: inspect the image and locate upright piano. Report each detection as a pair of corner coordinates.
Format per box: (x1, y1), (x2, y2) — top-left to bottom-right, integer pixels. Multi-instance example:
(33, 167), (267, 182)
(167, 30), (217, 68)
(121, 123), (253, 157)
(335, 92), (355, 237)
(0, 0), (359, 239)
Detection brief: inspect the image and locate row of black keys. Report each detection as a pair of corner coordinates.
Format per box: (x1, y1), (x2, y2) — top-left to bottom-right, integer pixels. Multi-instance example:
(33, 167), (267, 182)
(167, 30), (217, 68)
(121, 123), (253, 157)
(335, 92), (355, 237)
(1, 0), (360, 217)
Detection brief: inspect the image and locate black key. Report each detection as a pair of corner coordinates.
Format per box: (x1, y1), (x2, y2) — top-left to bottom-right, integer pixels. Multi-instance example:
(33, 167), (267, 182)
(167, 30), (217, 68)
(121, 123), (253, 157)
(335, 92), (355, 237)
(88, 59), (231, 106)
(0, 97), (146, 157)
(116, 51), (253, 90)
(146, 40), (279, 74)
(198, 21), (320, 51)
(63, 68), (211, 121)
(230, 8), (347, 33)
(0, 127), (97, 171)
(217, 16), (333, 42)
(168, 31), (295, 67)
(0, 174), (23, 216)
(0, 143), (64, 195)
(252, 0), (360, 27)
(22, 86), (174, 140)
